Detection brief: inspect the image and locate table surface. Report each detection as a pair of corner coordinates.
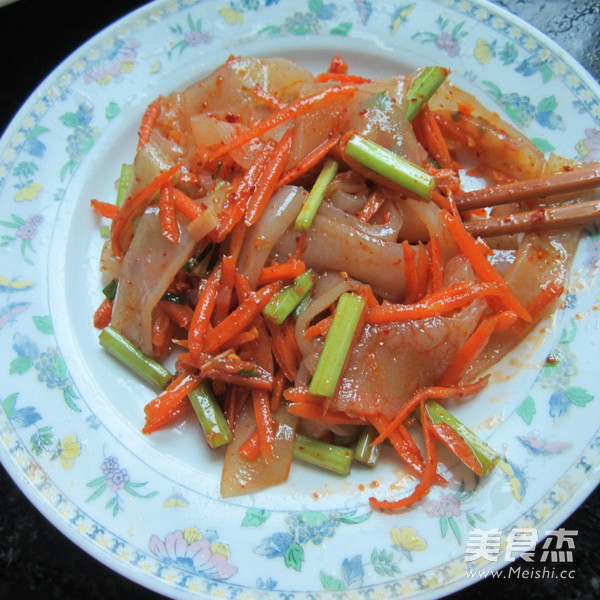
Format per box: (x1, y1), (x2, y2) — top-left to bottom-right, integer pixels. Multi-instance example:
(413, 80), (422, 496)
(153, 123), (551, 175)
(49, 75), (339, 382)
(0, 0), (598, 599)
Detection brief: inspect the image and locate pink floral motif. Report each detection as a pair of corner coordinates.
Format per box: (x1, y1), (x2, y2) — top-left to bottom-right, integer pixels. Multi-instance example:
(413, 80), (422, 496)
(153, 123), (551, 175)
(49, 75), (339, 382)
(577, 128), (600, 163)
(422, 492), (462, 518)
(149, 529), (238, 580)
(84, 39), (141, 85)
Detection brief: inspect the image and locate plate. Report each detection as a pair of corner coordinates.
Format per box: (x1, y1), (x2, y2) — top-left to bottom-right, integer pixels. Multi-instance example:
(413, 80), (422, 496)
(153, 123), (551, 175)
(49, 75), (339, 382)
(1, 1), (599, 598)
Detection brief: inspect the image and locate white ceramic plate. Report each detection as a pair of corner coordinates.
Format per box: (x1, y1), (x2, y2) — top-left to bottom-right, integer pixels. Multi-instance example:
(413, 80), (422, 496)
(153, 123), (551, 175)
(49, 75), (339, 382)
(1, 1), (599, 598)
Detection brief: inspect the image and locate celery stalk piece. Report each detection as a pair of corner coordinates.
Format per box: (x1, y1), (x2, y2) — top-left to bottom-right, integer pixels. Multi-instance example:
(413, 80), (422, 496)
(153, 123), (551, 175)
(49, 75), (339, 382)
(308, 292), (366, 397)
(115, 163), (134, 206)
(404, 66), (449, 122)
(99, 326), (172, 390)
(293, 433), (353, 475)
(353, 427), (380, 467)
(344, 135), (435, 201)
(263, 269), (316, 325)
(295, 158), (339, 231)
(188, 381), (233, 449)
(424, 400), (499, 475)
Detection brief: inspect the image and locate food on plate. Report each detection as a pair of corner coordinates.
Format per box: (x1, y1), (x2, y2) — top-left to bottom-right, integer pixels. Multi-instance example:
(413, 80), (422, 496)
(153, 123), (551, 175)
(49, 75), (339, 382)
(90, 56), (598, 511)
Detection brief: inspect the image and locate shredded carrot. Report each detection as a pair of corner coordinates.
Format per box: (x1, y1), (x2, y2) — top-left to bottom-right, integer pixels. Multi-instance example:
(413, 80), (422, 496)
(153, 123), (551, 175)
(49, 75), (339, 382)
(371, 377), (490, 446)
(245, 130), (295, 226)
(415, 242), (429, 299)
(249, 84), (286, 110)
(271, 370), (285, 411)
(315, 72), (371, 84)
(283, 385), (324, 405)
(438, 316), (498, 386)
(158, 300), (193, 329)
(91, 199), (119, 219)
(402, 241), (419, 304)
(494, 310), (519, 331)
(291, 231), (308, 260)
(228, 327), (260, 347)
(258, 259), (306, 285)
(93, 298), (113, 329)
(441, 210), (532, 322)
(159, 185), (180, 244)
(430, 421), (483, 476)
(304, 314), (333, 340)
(366, 281), (504, 324)
(370, 404), (438, 512)
(188, 269), (221, 358)
(213, 255), (237, 325)
(210, 141), (274, 242)
(228, 221), (247, 263)
(527, 282), (564, 319)
(200, 368), (273, 392)
(152, 303), (174, 358)
(286, 403), (368, 425)
(356, 189), (385, 222)
(137, 98), (161, 149)
(427, 235), (444, 293)
(143, 373), (198, 434)
(235, 272), (252, 303)
(170, 186), (206, 221)
(413, 106), (455, 169)
(209, 85), (356, 162)
(431, 190), (455, 213)
(253, 390), (276, 462)
(266, 319), (300, 382)
(278, 134), (342, 187)
(111, 164), (182, 259)
(239, 429), (261, 460)
(204, 282), (282, 353)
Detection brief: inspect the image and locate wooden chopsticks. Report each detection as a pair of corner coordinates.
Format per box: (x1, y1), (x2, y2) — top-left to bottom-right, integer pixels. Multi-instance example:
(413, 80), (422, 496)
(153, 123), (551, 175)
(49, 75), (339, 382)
(453, 165), (600, 237)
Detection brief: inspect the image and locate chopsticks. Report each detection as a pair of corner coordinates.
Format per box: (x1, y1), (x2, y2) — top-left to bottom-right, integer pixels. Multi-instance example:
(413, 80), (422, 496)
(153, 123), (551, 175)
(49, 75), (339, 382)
(452, 165), (600, 237)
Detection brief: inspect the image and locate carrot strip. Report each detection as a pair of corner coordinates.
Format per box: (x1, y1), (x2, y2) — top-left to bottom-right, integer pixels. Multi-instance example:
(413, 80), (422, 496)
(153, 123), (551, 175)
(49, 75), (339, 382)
(402, 241), (419, 304)
(143, 373), (198, 434)
(414, 106), (455, 169)
(271, 370), (285, 411)
(152, 303), (173, 358)
(204, 282), (282, 353)
(93, 298), (113, 329)
(245, 129), (295, 225)
(202, 369), (273, 391)
(356, 189), (385, 222)
(438, 317), (498, 386)
(527, 282), (564, 319)
(188, 269), (221, 358)
(372, 377), (490, 446)
(430, 421), (483, 476)
(209, 85), (356, 162)
(253, 390), (276, 462)
(266, 319), (300, 382)
(366, 281), (503, 324)
(111, 164), (182, 258)
(283, 385), (323, 405)
(369, 413), (445, 484)
(304, 314), (333, 340)
(171, 186), (206, 221)
(258, 259), (306, 285)
(213, 255), (237, 325)
(137, 98), (161, 149)
(427, 235), (444, 293)
(249, 84), (286, 110)
(370, 404), (438, 512)
(286, 403), (368, 425)
(315, 72), (371, 84)
(228, 326), (260, 347)
(239, 429), (261, 460)
(91, 199), (119, 219)
(158, 300), (193, 329)
(210, 141), (274, 242)
(278, 134), (342, 187)
(159, 185), (180, 244)
(441, 210), (532, 321)
(235, 272), (252, 303)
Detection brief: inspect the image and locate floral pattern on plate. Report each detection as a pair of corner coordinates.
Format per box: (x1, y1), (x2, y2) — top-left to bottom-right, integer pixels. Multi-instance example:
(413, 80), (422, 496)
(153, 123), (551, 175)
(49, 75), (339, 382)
(0, 1), (599, 599)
